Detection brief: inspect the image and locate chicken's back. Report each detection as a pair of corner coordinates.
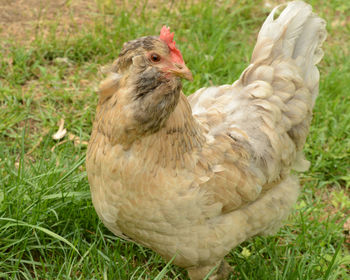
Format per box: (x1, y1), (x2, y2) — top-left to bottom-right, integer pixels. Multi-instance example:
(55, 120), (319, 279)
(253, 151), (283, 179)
(189, 1), (326, 185)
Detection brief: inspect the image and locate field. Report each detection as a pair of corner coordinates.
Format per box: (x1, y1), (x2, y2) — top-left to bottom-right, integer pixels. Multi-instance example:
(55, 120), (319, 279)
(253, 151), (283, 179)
(0, 0), (349, 279)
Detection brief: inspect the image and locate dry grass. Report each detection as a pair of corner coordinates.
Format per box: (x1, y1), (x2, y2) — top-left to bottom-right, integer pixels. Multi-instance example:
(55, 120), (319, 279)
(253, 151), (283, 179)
(0, 0), (98, 43)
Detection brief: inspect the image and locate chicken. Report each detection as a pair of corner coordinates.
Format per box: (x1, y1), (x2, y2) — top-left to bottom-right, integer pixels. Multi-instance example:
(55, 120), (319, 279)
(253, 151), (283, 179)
(86, 1), (327, 279)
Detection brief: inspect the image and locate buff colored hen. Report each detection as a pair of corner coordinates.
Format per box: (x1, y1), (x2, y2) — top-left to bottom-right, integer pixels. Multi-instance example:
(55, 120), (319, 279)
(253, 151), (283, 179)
(86, 1), (326, 279)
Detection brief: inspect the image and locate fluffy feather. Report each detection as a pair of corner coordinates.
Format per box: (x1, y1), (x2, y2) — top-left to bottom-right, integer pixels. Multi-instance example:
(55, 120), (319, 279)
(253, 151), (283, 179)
(86, 1), (326, 279)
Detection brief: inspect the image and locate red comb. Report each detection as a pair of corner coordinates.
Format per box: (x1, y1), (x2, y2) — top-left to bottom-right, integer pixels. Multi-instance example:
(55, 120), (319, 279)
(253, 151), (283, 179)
(159, 26), (184, 64)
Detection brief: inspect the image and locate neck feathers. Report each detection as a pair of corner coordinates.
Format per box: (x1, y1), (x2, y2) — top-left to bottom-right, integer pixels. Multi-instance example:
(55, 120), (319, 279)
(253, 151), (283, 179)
(134, 93), (206, 168)
(98, 73), (122, 104)
(95, 70), (197, 148)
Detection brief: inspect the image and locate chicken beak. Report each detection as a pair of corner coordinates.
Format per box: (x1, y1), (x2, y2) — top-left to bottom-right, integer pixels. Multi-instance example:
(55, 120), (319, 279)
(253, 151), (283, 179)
(172, 63), (193, 81)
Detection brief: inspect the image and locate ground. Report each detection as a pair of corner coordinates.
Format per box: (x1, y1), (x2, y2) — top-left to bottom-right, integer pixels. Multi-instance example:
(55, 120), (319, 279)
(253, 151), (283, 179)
(0, 0), (349, 279)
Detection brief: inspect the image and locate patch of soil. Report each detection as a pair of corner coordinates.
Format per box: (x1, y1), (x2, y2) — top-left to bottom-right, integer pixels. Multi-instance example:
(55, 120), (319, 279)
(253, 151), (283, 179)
(0, 0), (99, 43)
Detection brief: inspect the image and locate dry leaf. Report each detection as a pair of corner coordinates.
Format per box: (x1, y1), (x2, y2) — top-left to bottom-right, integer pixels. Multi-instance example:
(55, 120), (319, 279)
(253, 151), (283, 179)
(264, 1), (273, 8)
(51, 132), (88, 152)
(52, 119), (67, 140)
(68, 133), (88, 146)
(54, 57), (72, 66)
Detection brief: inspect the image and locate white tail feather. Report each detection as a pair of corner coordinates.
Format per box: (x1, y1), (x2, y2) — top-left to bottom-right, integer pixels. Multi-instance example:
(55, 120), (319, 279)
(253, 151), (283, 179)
(253, 1), (326, 103)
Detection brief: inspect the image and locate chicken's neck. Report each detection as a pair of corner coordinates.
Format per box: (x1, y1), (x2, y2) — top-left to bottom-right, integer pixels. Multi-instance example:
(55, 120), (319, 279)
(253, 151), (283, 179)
(137, 93), (206, 167)
(164, 93), (204, 140)
(95, 71), (205, 155)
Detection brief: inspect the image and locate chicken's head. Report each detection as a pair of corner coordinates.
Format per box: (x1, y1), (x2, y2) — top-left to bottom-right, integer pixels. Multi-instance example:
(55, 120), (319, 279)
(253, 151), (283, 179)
(115, 26), (192, 82)
(98, 26), (192, 140)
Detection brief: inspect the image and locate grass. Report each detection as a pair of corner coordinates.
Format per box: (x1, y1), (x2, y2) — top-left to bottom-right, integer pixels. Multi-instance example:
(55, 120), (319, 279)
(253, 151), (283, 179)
(0, 0), (349, 279)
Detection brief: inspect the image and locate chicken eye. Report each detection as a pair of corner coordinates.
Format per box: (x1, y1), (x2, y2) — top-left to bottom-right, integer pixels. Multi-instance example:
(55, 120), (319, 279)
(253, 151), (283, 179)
(150, 53), (161, 62)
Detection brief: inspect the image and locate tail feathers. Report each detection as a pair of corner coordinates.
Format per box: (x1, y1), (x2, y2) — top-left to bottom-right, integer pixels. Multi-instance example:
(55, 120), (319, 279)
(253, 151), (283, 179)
(293, 14), (327, 103)
(258, 1), (312, 58)
(251, 1), (327, 102)
(232, 1), (326, 178)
